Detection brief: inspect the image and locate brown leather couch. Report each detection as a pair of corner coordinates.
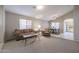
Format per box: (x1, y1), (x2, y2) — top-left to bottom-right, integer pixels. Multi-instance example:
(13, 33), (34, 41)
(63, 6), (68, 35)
(15, 29), (35, 41)
(42, 28), (51, 37)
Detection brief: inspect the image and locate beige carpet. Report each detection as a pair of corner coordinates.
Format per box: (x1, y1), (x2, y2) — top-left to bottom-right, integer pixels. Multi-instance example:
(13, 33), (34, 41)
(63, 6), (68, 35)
(0, 43), (4, 51)
(0, 36), (79, 53)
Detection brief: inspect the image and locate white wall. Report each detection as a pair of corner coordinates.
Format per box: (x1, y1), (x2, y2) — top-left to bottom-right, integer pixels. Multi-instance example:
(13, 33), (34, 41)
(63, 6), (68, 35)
(74, 6), (79, 41)
(32, 19), (41, 30)
(0, 6), (5, 49)
(41, 20), (49, 30)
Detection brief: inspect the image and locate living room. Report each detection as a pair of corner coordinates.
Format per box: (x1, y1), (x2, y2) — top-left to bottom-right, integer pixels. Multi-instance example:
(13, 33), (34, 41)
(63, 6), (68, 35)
(4, 5), (74, 41)
(0, 5), (79, 52)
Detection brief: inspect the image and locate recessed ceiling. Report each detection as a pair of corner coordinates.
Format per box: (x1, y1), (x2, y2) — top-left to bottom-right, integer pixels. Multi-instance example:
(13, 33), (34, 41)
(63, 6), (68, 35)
(4, 5), (74, 21)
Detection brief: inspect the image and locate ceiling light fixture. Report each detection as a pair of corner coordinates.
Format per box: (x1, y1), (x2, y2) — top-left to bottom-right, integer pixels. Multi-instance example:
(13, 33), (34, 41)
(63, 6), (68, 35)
(35, 5), (44, 10)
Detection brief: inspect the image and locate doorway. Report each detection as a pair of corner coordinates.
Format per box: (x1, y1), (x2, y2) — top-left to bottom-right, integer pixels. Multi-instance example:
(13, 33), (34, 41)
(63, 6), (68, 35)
(64, 18), (74, 40)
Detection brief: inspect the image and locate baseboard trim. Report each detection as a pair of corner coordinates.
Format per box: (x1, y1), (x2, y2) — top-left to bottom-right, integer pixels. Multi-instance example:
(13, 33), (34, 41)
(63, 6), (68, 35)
(5, 39), (16, 43)
(0, 43), (4, 51)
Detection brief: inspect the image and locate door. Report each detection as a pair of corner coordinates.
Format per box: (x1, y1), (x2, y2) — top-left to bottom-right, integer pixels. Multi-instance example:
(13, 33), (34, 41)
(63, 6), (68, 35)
(64, 18), (74, 33)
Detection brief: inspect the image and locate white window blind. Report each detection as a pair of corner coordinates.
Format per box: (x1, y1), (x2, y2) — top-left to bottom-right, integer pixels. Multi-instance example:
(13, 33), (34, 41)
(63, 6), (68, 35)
(19, 19), (32, 29)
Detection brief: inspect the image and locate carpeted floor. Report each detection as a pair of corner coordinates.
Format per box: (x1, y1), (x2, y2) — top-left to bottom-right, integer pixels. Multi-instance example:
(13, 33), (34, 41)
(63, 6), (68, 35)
(0, 36), (79, 53)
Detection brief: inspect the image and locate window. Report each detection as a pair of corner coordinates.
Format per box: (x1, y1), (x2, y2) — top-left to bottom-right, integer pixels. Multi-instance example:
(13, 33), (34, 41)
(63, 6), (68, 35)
(19, 19), (32, 29)
(51, 22), (60, 29)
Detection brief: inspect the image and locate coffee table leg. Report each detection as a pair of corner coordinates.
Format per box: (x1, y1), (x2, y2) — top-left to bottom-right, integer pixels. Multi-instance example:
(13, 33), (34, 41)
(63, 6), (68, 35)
(24, 39), (27, 47)
(38, 35), (40, 40)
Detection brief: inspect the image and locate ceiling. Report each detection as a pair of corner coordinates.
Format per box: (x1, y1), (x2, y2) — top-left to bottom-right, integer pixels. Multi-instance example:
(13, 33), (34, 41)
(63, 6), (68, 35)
(4, 5), (74, 21)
